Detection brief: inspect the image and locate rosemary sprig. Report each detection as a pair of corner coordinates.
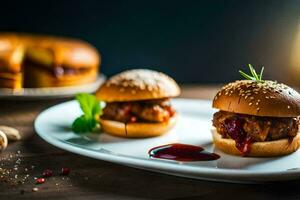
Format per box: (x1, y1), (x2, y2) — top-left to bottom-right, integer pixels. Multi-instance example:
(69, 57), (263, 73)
(239, 64), (264, 82)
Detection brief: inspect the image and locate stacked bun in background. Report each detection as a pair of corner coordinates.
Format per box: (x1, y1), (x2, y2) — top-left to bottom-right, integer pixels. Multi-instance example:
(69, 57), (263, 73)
(0, 33), (100, 89)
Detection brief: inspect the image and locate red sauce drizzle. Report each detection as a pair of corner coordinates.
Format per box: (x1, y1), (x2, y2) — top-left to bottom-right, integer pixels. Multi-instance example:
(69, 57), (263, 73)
(223, 118), (252, 155)
(148, 143), (220, 162)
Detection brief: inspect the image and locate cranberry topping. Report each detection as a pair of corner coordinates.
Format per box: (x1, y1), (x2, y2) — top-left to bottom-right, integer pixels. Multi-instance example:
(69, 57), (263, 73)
(103, 99), (175, 123)
(224, 117), (252, 155)
(36, 178), (45, 184)
(61, 167), (71, 175)
(42, 169), (53, 178)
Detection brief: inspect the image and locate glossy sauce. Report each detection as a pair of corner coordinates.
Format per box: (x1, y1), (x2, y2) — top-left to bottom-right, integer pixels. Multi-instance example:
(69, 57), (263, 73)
(148, 143), (220, 161)
(223, 118), (252, 155)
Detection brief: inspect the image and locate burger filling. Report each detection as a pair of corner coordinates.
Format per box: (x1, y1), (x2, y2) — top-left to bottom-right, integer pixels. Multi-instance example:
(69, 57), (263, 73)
(213, 111), (300, 154)
(23, 58), (92, 78)
(102, 99), (175, 123)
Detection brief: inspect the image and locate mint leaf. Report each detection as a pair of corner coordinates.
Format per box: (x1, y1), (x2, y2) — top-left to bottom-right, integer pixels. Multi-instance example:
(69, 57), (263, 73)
(76, 93), (97, 118)
(72, 93), (103, 134)
(92, 100), (101, 116)
(72, 116), (89, 133)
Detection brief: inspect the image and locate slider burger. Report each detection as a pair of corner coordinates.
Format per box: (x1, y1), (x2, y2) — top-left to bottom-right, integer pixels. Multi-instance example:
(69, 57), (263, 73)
(212, 65), (300, 157)
(96, 69), (180, 138)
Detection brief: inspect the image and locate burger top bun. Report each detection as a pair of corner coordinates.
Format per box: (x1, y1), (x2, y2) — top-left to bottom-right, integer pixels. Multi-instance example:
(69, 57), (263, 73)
(96, 69), (181, 102)
(213, 80), (300, 117)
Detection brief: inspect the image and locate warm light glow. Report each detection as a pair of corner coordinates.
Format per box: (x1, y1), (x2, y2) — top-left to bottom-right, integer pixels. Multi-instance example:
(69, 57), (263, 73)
(290, 24), (300, 83)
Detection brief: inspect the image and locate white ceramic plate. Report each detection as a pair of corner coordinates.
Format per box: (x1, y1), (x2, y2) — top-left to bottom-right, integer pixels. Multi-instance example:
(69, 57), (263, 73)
(0, 74), (105, 100)
(34, 99), (300, 183)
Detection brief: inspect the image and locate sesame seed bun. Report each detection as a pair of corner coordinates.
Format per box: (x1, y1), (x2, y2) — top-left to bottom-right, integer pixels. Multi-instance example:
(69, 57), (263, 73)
(213, 80), (300, 117)
(96, 69), (180, 102)
(212, 128), (300, 157)
(99, 115), (177, 138)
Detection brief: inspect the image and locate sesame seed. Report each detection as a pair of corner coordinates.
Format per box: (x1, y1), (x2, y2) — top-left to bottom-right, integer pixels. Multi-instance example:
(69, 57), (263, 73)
(287, 105), (291, 109)
(249, 102), (252, 106)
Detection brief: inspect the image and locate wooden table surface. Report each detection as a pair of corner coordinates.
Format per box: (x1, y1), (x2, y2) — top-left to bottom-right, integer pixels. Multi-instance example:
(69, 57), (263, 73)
(0, 85), (299, 200)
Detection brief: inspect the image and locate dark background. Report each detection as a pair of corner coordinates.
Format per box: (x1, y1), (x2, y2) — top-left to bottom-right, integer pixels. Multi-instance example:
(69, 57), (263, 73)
(1, 0), (300, 84)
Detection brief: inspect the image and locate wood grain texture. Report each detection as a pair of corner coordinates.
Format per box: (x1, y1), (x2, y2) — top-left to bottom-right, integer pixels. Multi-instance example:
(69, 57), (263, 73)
(0, 85), (299, 200)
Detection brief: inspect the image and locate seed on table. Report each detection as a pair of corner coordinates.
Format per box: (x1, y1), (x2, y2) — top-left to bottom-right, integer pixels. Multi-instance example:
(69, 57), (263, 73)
(0, 131), (7, 151)
(0, 126), (21, 141)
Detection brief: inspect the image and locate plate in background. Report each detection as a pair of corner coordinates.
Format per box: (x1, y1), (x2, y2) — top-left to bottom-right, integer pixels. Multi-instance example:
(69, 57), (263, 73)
(0, 74), (105, 100)
(34, 99), (300, 183)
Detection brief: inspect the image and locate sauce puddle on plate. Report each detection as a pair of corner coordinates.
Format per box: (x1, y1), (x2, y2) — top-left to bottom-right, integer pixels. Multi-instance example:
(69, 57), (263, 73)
(148, 143), (220, 161)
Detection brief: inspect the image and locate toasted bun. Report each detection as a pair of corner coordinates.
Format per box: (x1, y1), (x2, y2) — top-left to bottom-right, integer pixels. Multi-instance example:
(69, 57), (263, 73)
(212, 128), (300, 157)
(96, 69), (180, 102)
(213, 80), (300, 117)
(99, 115), (177, 138)
(0, 33), (100, 89)
(0, 33), (100, 69)
(0, 72), (22, 89)
(0, 35), (24, 73)
(24, 35), (100, 69)
(23, 64), (97, 87)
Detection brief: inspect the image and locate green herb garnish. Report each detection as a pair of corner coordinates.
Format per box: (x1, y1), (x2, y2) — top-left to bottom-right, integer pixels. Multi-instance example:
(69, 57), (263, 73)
(239, 64), (264, 82)
(72, 93), (103, 134)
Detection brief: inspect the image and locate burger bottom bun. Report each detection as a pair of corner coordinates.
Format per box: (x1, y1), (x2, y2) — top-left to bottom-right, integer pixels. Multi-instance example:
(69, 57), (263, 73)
(99, 115), (177, 138)
(211, 128), (300, 157)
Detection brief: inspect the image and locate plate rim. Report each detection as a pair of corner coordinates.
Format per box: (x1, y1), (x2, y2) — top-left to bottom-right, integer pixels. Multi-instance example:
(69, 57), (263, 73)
(34, 98), (300, 182)
(0, 74), (105, 99)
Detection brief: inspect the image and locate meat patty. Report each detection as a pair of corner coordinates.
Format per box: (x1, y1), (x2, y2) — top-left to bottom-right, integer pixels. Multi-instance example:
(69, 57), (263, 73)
(102, 99), (175, 123)
(213, 111), (299, 142)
